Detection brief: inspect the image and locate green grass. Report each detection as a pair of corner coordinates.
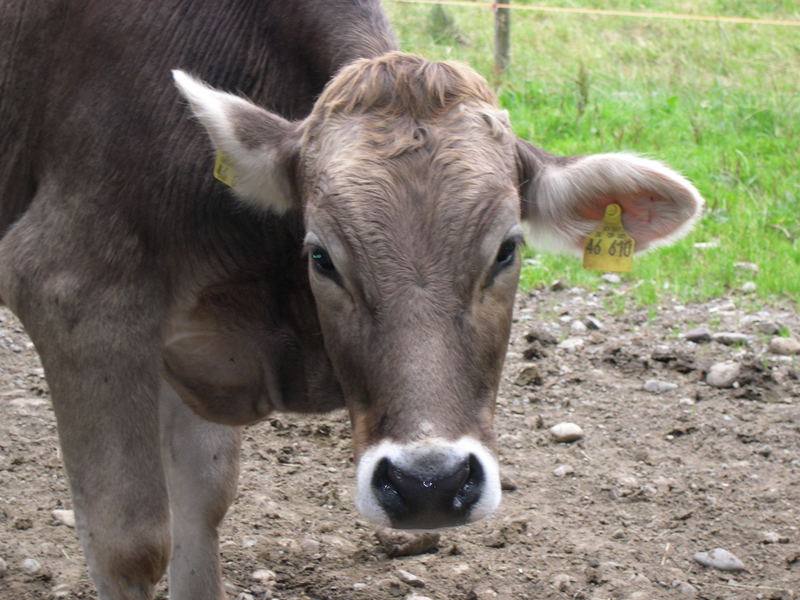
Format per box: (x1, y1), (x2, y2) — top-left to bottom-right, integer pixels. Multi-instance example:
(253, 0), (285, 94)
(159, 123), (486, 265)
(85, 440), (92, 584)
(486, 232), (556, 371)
(386, 0), (800, 304)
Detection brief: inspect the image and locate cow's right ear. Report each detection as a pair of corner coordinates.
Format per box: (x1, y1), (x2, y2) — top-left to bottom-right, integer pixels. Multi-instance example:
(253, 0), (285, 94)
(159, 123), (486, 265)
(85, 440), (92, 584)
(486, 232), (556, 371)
(172, 70), (301, 214)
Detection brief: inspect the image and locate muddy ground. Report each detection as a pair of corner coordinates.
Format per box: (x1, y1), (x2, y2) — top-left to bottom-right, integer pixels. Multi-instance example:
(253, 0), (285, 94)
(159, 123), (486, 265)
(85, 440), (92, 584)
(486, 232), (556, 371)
(1, 283), (799, 600)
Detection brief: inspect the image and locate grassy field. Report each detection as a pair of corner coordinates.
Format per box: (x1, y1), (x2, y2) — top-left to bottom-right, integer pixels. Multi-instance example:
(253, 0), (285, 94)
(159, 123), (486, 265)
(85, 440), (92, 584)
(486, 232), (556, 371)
(386, 0), (800, 305)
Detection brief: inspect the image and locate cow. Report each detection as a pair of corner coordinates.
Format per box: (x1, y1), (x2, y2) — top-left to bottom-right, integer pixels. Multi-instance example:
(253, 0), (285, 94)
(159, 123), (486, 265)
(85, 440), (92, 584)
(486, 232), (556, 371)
(0, 1), (703, 598)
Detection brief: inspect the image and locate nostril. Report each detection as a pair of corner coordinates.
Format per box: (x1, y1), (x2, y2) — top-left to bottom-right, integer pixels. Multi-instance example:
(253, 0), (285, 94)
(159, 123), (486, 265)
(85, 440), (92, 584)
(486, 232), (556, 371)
(454, 453), (484, 510)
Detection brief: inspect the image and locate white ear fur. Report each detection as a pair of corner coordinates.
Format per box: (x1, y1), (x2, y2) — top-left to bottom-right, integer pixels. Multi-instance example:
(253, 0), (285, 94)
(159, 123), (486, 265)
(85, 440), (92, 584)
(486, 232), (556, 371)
(525, 153), (704, 254)
(172, 70), (297, 214)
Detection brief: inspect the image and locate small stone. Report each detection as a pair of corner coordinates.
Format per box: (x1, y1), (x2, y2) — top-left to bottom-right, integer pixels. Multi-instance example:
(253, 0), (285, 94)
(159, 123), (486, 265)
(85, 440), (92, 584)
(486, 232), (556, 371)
(299, 537), (320, 553)
(51, 583), (73, 598)
(570, 320), (588, 333)
(500, 474), (518, 491)
(405, 595), (433, 600)
(712, 332), (750, 345)
(558, 337), (584, 351)
(552, 573), (572, 592)
(671, 581), (697, 597)
(643, 379), (678, 394)
(678, 397), (695, 406)
(684, 327), (712, 343)
(693, 241), (719, 249)
(740, 281), (757, 293)
(627, 592), (651, 600)
(692, 547), (746, 572)
(0, 557), (6, 577)
(514, 365), (543, 387)
(14, 518), (33, 530)
(352, 582), (367, 590)
(525, 327), (558, 345)
(549, 422), (583, 443)
(250, 569), (276, 583)
(757, 321), (780, 335)
(601, 273), (621, 284)
(760, 531), (790, 544)
(397, 569), (425, 588)
(584, 317), (603, 330)
(733, 261), (759, 273)
(706, 361), (741, 388)
(553, 464), (574, 477)
(550, 279), (565, 291)
(236, 594), (255, 600)
(375, 528), (440, 557)
(52, 509), (75, 528)
(768, 337), (800, 356)
(20, 558), (41, 575)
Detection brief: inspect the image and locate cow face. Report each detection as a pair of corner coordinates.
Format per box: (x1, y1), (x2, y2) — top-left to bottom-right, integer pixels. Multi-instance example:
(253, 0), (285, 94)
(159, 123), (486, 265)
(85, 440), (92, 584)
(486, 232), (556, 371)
(174, 53), (702, 529)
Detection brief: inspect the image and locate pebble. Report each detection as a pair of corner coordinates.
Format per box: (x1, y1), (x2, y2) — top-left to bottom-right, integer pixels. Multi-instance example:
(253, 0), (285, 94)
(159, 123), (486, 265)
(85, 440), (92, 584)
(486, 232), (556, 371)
(584, 316), (603, 330)
(0, 556), (6, 577)
(712, 332), (750, 345)
(553, 464), (574, 477)
(235, 594), (255, 600)
(570, 320), (588, 333)
(500, 474), (518, 491)
(52, 509), (76, 528)
(601, 273), (621, 284)
(558, 337), (584, 351)
(549, 422), (584, 443)
(20, 557), (41, 574)
(769, 337), (800, 356)
(643, 379), (678, 394)
(397, 569), (425, 588)
(692, 547), (745, 572)
(250, 568), (276, 583)
(375, 528), (440, 557)
(733, 261), (759, 273)
(552, 573), (572, 592)
(51, 584), (73, 598)
(405, 595), (433, 600)
(757, 321), (781, 335)
(684, 327), (712, 343)
(740, 281), (757, 293)
(550, 279), (565, 291)
(514, 365), (542, 387)
(672, 581), (697, 597)
(706, 361), (741, 388)
(678, 397), (695, 406)
(760, 531), (790, 544)
(693, 241), (719, 249)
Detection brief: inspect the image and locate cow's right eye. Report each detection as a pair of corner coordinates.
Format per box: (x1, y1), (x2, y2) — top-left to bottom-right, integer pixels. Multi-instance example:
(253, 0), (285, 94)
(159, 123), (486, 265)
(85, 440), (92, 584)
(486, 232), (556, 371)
(310, 247), (337, 277)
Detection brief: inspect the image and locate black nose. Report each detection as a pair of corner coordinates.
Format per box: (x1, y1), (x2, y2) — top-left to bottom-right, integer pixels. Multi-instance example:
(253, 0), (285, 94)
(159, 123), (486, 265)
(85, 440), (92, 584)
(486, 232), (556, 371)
(371, 453), (485, 529)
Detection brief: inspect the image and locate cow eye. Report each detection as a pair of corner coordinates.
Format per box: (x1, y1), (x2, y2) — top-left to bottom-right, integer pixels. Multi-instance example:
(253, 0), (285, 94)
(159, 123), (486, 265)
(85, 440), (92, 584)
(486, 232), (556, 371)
(310, 246), (336, 276)
(495, 239), (517, 268)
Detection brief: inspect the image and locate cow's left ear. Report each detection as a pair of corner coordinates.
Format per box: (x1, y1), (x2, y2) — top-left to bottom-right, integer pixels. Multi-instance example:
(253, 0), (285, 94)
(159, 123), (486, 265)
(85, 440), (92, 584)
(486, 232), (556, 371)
(173, 70), (301, 214)
(516, 138), (704, 254)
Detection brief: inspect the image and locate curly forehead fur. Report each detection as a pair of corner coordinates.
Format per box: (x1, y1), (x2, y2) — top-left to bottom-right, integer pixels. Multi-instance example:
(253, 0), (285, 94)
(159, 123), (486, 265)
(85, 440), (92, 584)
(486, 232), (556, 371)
(310, 52), (498, 121)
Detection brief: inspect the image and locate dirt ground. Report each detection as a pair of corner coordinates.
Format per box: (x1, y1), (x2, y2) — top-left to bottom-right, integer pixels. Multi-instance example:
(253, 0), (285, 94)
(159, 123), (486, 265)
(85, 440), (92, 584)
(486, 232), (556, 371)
(1, 283), (799, 600)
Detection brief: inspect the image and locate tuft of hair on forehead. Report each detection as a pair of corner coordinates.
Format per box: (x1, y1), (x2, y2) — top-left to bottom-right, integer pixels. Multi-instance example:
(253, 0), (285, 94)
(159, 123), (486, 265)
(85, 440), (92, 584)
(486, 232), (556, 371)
(313, 52), (498, 120)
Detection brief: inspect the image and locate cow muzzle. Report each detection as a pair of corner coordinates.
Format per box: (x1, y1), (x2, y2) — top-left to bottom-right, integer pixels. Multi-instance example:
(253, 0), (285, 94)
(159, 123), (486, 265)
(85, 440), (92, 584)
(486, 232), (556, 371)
(355, 437), (501, 529)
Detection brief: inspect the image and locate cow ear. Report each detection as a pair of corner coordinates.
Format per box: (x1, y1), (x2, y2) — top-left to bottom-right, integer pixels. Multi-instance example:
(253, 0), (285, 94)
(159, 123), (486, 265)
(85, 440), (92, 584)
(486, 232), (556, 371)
(173, 70), (301, 214)
(516, 138), (703, 254)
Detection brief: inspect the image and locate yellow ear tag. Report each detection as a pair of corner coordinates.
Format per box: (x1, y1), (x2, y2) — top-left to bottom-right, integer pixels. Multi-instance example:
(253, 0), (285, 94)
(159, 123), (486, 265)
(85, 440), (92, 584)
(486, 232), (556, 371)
(213, 151), (235, 187)
(582, 203), (635, 272)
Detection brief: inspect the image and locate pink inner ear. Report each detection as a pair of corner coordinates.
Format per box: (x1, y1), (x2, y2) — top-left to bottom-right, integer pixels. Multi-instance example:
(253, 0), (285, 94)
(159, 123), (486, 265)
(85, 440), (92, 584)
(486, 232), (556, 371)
(577, 192), (682, 246)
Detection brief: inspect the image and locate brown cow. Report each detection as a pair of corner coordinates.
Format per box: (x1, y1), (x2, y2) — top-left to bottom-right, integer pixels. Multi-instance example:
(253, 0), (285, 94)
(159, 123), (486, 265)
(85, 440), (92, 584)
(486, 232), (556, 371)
(0, 1), (702, 599)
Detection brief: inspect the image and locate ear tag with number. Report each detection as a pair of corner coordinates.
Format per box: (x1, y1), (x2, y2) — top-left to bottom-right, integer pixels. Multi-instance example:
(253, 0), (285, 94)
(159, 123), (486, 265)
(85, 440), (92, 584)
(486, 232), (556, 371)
(213, 151), (235, 187)
(582, 203), (635, 272)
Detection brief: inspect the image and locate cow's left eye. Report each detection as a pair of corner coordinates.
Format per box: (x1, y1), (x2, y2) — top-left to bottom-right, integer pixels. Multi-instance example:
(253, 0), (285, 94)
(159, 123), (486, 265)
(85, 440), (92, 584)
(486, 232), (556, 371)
(495, 239), (517, 268)
(310, 247), (337, 276)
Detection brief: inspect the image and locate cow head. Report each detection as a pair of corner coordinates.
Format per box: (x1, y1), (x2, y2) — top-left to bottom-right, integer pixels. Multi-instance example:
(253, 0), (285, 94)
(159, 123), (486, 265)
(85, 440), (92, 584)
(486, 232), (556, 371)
(174, 52), (702, 529)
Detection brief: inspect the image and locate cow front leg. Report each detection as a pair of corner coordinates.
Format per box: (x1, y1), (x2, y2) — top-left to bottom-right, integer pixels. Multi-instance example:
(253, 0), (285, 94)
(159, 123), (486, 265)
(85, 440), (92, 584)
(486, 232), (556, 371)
(39, 336), (171, 600)
(160, 382), (241, 600)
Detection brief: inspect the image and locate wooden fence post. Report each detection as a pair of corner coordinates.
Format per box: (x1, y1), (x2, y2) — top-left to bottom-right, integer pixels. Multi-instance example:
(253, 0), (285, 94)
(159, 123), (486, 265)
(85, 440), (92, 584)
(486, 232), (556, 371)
(494, 2), (511, 82)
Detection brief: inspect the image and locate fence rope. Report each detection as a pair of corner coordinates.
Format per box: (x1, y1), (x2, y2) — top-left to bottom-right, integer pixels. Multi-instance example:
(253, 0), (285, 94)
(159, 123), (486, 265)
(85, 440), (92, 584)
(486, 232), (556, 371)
(394, 0), (800, 27)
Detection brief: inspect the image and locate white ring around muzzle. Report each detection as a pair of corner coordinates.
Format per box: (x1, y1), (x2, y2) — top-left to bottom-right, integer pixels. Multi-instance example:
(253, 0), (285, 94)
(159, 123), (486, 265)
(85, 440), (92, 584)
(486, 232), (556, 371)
(355, 436), (501, 528)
